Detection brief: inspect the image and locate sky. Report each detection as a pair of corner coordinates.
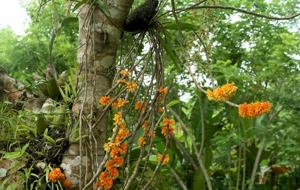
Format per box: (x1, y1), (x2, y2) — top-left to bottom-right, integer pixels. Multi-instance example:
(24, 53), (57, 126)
(0, 0), (29, 35)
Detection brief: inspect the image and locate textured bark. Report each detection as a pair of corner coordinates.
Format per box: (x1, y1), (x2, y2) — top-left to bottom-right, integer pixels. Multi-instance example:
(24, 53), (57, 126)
(60, 1), (133, 189)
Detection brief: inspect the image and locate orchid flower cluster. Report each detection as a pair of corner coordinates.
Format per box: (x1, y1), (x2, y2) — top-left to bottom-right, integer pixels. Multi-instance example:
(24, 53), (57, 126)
(97, 69), (173, 189)
(206, 83), (271, 117)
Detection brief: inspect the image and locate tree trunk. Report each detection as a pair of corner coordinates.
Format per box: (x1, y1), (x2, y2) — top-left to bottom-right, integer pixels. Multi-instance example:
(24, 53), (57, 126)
(60, 1), (133, 189)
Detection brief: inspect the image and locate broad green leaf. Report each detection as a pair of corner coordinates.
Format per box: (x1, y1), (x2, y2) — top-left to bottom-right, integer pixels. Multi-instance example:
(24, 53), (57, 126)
(167, 100), (180, 108)
(3, 144), (29, 159)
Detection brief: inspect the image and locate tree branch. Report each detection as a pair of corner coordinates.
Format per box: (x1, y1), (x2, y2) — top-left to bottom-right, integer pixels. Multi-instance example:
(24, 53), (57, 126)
(163, 4), (300, 21)
(169, 167), (188, 190)
(248, 137), (266, 190)
(189, 5), (300, 20)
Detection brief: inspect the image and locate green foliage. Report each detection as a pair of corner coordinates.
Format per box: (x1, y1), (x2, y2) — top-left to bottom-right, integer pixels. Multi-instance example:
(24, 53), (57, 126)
(0, 0), (77, 83)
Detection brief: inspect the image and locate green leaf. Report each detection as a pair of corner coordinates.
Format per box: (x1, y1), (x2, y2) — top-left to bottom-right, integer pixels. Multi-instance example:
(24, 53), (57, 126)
(161, 39), (180, 67)
(164, 22), (197, 31)
(129, 148), (141, 162)
(192, 169), (205, 190)
(61, 17), (78, 27)
(167, 100), (180, 108)
(47, 79), (61, 99)
(3, 144), (29, 159)
(43, 129), (56, 145)
(36, 114), (48, 135)
(73, 0), (88, 11)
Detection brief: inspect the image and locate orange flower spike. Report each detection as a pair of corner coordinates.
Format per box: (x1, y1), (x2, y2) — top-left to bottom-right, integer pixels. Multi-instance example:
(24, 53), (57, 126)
(110, 148), (120, 158)
(127, 82), (138, 92)
(238, 103), (248, 118)
(118, 122), (127, 130)
(220, 83), (237, 94)
(135, 100), (143, 110)
(99, 171), (107, 181)
(206, 89), (215, 100)
(113, 112), (123, 126)
(162, 154), (170, 165)
(115, 128), (129, 143)
(163, 118), (175, 127)
(110, 143), (127, 157)
(120, 127), (129, 137)
(106, 159), (115, 170)
(207, 83), (237, 101)
(161, 125), (174, 137)
(214, 88), (224, 98)
(238, 101), (271, 118)
(99, 96), (111, 106)
(107, 166), (119, 179)
(112, 98), (128, 109)
(116, 79), (127, 84)
(142, 120), (148, 131)
(158, 87), (168, 101)
(113, 156), (124, 167)
(48, 168), (65, 183)
(104, 142), (113, 153)
(138, 136), (146, 147)
(63, 178), (73, 189)
(48, 169), (57, 182)
(261, 101), (271, 112)
(158, 87), (168, 95)
(119, 69), (130, 78)
(98, 172), (113, 190)
(161, 118), (175, 137)
(157, 154), (170, 165)
(119, 143), (127, 154)
(253, 102), (261, 115)
(247, 103), (257, 117)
